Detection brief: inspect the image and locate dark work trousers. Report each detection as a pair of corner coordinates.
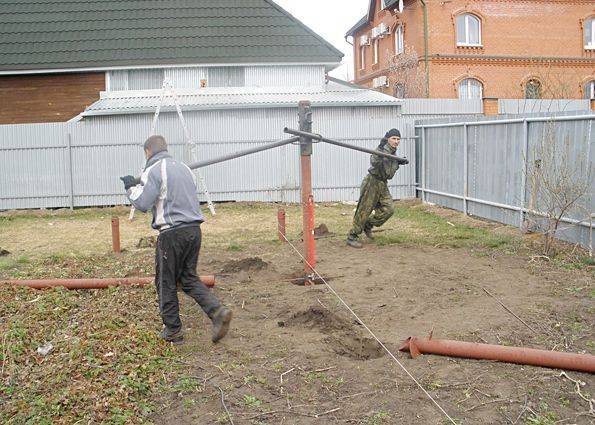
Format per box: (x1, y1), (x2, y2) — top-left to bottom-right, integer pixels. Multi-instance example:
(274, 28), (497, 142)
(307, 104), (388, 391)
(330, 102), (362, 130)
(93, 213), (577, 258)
(155, 224), (221, 331)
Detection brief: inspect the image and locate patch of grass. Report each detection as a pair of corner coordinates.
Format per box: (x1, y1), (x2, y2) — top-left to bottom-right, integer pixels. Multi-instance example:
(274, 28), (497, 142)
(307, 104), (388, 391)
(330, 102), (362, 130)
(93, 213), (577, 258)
(243, 394), (262, 408)
(375, 204), (517, 251)
(0, 285), (175, 424)
(367, 411), (390, 425)
(428, 380), (446, 390)
(526, 412), (557, 425)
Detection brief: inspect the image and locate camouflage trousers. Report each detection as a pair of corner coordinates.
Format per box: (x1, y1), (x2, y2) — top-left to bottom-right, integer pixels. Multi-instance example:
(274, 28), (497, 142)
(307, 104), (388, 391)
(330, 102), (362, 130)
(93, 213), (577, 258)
(348, 174), (394, 239)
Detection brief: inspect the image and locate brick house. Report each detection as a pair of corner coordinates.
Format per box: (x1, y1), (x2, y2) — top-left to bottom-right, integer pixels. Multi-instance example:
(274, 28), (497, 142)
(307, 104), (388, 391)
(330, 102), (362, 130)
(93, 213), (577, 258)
(0, 0), (343, 124)
(346, 0), (595, 100)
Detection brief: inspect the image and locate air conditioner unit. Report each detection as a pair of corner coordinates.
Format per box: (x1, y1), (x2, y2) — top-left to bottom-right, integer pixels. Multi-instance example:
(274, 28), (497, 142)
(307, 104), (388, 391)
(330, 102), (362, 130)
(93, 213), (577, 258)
(360, 34), (370, 46)
(373, 76), (389, 88)
(371, 26), (380, 39)
(378, 22), (390, 36)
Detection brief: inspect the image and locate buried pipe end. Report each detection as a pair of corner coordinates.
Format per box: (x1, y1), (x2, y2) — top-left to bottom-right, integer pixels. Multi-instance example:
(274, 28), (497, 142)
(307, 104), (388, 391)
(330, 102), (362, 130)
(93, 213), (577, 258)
(399, 337), (421, 359)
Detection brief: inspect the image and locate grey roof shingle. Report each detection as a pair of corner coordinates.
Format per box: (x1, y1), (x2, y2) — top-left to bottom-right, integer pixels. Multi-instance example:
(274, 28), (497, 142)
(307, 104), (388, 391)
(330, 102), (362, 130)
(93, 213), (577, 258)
(0, 0), (344, 73)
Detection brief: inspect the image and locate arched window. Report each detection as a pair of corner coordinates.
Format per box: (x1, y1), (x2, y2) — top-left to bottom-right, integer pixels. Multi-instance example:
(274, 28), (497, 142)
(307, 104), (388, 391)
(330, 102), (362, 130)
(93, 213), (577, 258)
(458, 78), (483, 99)
(395, 25), (404, 54)
(585, 80), (595, 99)
(525, 79), (542, 99)
(456, 13), (481, 46)
(585, 18), (594, 48)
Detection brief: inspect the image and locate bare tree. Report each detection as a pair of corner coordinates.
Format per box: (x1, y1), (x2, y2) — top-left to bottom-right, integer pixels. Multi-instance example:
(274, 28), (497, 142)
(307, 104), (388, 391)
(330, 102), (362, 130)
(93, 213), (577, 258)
(525, 121), (592, 256)
(386, 46), (427, 98)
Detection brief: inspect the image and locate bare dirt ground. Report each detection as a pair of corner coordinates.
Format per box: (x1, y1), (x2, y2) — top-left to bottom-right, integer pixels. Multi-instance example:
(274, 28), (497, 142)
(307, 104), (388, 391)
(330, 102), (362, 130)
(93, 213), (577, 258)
(1, 202), (593, 424)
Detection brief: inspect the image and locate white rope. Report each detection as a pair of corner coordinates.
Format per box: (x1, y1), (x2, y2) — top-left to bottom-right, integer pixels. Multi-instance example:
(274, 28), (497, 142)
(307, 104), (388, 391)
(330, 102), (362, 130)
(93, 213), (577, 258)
(278, 231), (457, 425)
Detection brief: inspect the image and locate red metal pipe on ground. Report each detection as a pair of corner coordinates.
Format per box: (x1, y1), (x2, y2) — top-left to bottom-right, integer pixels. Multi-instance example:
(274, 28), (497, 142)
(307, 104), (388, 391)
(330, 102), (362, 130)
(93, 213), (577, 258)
(277, 208), (286, 242)
(400, 336), (595, 374)
(1, 276), (215, 290)
(111, 216), (121, 253)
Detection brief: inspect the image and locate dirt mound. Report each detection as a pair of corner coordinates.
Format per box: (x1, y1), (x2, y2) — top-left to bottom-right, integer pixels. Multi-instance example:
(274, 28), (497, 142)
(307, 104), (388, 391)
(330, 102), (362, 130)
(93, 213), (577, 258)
(323, 334), (384, 360)
(220, 257), (268, 273)
(286, 307), (385, 360)
(286, 307), (352, 332)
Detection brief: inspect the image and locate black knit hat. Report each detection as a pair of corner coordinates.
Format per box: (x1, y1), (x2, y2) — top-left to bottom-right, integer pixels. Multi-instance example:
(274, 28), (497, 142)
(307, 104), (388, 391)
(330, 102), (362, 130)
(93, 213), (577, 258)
(385, 128), (401, 139)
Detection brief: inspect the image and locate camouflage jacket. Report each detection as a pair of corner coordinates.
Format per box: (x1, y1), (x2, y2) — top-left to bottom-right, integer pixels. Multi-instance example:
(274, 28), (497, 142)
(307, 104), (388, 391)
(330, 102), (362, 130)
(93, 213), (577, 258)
(368, 142), (399, 182)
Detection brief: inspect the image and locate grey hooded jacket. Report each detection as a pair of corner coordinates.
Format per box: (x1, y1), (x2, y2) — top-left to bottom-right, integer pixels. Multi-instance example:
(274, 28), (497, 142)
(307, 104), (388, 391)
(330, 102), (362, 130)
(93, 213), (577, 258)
(127, 151), (204, 232)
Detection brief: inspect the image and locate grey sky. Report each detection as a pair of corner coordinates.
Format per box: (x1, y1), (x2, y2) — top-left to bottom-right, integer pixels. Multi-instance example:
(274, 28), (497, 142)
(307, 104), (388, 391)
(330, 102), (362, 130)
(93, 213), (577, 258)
(273, 0), (368, 80)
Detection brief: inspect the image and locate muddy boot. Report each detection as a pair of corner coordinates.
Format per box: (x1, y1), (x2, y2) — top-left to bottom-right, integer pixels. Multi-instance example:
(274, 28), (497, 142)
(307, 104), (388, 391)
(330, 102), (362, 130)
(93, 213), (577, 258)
(364, 224), (375, 240)
(159, 327), (184, 345)
(346, 237), (363, 248)
(211, 307), (233, 343)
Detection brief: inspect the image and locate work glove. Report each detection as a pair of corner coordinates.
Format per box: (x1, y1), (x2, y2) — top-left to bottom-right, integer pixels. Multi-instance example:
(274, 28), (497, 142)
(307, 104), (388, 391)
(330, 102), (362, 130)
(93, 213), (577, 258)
(397, 157), (409, 165)
(120, 175), (139, 190)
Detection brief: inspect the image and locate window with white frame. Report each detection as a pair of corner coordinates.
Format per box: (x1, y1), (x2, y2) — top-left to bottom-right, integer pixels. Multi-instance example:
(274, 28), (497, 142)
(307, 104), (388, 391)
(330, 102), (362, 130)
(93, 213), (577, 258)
(584, 80), (595, 99)
(360, 43), (366, 69)
(585, 18), (594, 48)
(458, 78), (483, 99)
(373, 38), (379, 64)
(395, 25), (404, 54)
(456, 13), (481, 46)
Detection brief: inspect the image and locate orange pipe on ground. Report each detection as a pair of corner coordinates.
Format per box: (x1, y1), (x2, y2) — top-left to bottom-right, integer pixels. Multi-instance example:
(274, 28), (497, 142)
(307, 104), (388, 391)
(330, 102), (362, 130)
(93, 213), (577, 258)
(1, 276), (215, 290)
(400, 336), (595, 374)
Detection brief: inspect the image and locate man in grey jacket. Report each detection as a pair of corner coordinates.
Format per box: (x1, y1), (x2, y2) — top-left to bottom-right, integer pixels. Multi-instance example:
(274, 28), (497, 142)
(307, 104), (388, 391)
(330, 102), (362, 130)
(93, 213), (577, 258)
(120, 135), (232, 345)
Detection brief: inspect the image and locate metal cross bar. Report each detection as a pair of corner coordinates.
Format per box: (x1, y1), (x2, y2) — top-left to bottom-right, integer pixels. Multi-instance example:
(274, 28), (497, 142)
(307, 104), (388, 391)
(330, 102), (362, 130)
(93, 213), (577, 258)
(186, 136), (299, 170)
(283, 128), (408, 162)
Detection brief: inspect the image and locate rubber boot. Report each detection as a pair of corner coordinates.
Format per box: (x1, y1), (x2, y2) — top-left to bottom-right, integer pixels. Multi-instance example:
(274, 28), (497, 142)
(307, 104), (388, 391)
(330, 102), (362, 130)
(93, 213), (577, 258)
(211, 307), (233, 343)
(159, 327), (184, 345)
(346, 237), (363, 248)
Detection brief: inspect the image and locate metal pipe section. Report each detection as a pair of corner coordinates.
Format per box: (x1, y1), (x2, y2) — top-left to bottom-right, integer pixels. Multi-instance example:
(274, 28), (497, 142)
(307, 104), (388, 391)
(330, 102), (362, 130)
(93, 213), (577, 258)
(400, 336), (595, 373)
(186, 136), (300, 170)
(298, 102), (316, 276)
(284, 128), (408, 162)
(417, 187), (593, 229)
(1, 276), (216, 289)
(111, 216), (121, 253)
(415, 114), (595, 129)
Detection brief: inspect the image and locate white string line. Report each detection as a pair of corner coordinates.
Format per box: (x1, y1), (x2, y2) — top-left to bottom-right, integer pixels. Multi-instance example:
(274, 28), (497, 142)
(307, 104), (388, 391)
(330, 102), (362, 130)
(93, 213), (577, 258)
(278, 231), (457, 425)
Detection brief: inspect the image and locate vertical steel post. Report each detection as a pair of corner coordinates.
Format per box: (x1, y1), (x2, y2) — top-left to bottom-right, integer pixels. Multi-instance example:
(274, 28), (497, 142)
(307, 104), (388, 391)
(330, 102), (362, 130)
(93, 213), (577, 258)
(519, 119), (529, 229)
(463, 124), (468, 215)
(67, 132), (74, 210)
(111, 216), (121, 253)
(298, 101), (315, 275)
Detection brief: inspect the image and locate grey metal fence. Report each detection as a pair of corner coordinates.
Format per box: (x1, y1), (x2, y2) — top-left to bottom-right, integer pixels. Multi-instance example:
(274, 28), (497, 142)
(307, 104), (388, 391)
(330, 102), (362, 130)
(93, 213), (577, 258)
(416, 112), (594, 249)
(0, 105), (417, 210)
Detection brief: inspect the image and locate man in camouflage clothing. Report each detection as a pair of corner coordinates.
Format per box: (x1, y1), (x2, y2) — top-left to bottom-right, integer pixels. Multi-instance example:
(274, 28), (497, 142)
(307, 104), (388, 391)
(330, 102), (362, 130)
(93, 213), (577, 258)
(347, 129), (409, 248)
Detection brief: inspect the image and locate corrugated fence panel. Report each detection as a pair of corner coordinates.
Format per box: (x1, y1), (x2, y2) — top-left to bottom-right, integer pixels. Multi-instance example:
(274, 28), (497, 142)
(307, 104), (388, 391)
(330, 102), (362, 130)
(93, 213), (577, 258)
(418, 113), (594, 249)
(0, 122), (70, 210)
(498, 99), (591, 115)
(402, 99), (483, 116)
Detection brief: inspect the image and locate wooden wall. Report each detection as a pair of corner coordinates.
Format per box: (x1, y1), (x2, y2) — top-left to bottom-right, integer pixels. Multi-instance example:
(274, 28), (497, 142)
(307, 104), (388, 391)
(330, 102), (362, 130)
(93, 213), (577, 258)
(0, 72), (105, 124)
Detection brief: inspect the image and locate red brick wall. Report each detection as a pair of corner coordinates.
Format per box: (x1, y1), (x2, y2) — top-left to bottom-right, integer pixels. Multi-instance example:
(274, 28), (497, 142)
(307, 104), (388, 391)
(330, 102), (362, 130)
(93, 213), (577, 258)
(0, 72), (105, 124)
(352, 0), (595, 98)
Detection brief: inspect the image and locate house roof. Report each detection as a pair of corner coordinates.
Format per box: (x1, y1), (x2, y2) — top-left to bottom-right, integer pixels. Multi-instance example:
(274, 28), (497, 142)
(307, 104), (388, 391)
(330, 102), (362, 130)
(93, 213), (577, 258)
(81, 80), (401, 117)
(0, 0), (344, 75)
